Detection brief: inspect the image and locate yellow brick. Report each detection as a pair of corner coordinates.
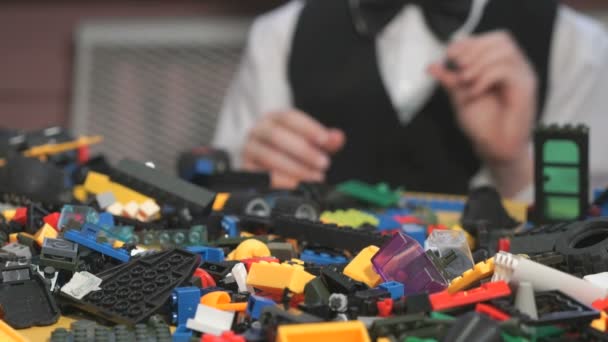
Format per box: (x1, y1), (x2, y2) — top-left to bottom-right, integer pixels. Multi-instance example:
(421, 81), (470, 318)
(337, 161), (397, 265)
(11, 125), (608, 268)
(113, 240), (125, 249)
(84, 171), (151, 205)
(212, 193), (230, 211)
(34, 223), (58, 246)
(2, 210), (16, 222)
(72, 185), (88, 203)
(591, 311), (608, 332)
(277, 321), (370, 342)
(247, 261), (315, 294)
(503, 199), (528, 222)
(0, 319), (28, 342)
(227, 239), (271, 261)
(448, 257), (495, 293)
(9, 233), (17, 244)
(343, 246), (382, 288)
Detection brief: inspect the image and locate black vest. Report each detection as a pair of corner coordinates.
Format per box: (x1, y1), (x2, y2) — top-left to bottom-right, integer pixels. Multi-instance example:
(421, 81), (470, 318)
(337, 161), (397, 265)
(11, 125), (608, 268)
(288, 0), (558, 194)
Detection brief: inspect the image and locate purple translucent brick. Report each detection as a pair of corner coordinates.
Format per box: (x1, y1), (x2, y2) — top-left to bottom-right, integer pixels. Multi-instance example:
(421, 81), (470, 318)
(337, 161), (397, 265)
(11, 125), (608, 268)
(371, 232), (448, 295)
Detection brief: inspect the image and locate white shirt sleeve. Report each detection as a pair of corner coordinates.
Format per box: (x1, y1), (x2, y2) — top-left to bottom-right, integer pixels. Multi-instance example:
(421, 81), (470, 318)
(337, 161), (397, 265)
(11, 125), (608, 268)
(212, 1), (303, 168)
(472, 6), (608, 203)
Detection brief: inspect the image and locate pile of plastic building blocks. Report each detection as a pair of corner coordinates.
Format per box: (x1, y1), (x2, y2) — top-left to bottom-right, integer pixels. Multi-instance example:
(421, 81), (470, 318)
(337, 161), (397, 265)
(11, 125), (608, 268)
(1, 125), (608, 342)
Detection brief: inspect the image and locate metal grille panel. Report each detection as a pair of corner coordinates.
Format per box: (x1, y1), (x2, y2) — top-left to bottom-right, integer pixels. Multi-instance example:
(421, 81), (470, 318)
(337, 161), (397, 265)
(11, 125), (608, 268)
(70, 19), (251, 174)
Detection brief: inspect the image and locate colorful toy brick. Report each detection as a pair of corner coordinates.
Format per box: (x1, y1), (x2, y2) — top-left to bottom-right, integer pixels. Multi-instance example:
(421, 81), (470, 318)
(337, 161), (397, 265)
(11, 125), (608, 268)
(372, 232), (448, 295)
(429, 281), (511, 311)
(343, 246), (382, 288)
(227, 239), (271, 261)
(320, 209), (379, 228)
(448, 257), (495, 293)
(276, 321), (371, 342)
(300, 250), (348, 265)
(533, 124), (589, 223)
(186, 246), (225, 263)
(336, 181), (401, 207)
(247, 295), (276, 320)
(247, 261), (315, 294)
(171, 287), (201, 326)
(378, 282), (405, 300)
(64, 227), (130, 262)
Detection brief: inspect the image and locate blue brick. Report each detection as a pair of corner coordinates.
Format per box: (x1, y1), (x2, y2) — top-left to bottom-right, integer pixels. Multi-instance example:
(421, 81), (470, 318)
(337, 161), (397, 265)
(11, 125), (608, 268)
(186, 246), (225, 263)
(172, 325), (193, 342)
(64, 229), (130, 262)
(247, 295), (276, 320)
(195, 159), (215, 176)
(171, 287), (201, 326)
(594, 189), (608, 216)
(379, 281), (405, 300)
(222, 216), (240, 238)
(300, 250), (348, 265)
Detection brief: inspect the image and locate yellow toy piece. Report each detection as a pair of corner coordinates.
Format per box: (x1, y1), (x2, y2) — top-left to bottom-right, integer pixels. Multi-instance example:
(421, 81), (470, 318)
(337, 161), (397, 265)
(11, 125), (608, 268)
(448, 257), (495, 293)
(591, 311), (608, 332)
(320, 209), (379, 228)
(247, 261), (315, 294)
(3, 209), (16, 222)
(0, 320), (29, 342)
(201, 291), (248, 312)
(212, 193), (230, 211)
(23, 135), (102, 159)
(34, 224), (58, 246)
(72, 185), (89, 203)
(276, 321), (370, 342)
(343, 246), (382, 288)
(83, 171), (151, 205)
(227, 239), (271, 261)
(9, 233), (18, 244)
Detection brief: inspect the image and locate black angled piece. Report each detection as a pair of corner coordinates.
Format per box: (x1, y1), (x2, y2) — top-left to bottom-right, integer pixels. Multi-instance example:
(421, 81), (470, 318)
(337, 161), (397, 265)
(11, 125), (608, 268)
(0, 261), (60, 328)
(59, 249), (199, 325)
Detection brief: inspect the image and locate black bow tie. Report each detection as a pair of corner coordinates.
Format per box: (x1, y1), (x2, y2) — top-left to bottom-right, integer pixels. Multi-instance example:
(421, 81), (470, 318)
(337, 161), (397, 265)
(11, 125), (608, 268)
(349, 0), (473, 41)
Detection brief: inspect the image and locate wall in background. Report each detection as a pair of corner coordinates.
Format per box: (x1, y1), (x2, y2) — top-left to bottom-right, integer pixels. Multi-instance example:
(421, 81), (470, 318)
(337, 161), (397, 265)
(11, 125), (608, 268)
(0, 0), (605, 131)
(0, 0), (283, 131)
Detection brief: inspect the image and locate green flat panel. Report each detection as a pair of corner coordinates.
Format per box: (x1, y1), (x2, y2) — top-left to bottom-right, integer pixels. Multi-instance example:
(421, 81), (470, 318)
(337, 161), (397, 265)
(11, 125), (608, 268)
(543, 140), (579, 163)
(543, 167), (579, 193)
(545, 196), (580, 220)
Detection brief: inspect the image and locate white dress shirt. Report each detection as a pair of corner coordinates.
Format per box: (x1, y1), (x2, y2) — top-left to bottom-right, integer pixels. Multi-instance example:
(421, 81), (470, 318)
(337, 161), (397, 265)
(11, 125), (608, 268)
(213, 0), (608, 202)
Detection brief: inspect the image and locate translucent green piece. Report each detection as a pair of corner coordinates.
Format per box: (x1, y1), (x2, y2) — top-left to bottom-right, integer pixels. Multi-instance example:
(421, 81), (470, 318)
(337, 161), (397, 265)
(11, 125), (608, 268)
(531, 326), (565, 342)
(543, 167), (579, 193)
(336, 180), (402, 207)
(545, 196), (580, 220)
(320, 209), (379, 228)
(404, 338), (438, 342)
(429, 312), (455, 320)
(543, 140), (579, 164)
(501, 333), (529, 342)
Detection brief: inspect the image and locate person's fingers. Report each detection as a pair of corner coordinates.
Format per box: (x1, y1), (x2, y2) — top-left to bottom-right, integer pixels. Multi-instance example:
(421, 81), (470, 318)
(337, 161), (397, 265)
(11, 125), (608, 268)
(242, 138), (324, 182)
(428, 63), (460, 90)
(274, 110), (332, 147)
(251, 118), (330, 171)
(458, 47), (513, 84)
(467, 65), (511, 97)
(242, 155), (264, 172)
(324, 128), (346, 153)
(447, 31), (515, 70)
(271, 172), (301, 189)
